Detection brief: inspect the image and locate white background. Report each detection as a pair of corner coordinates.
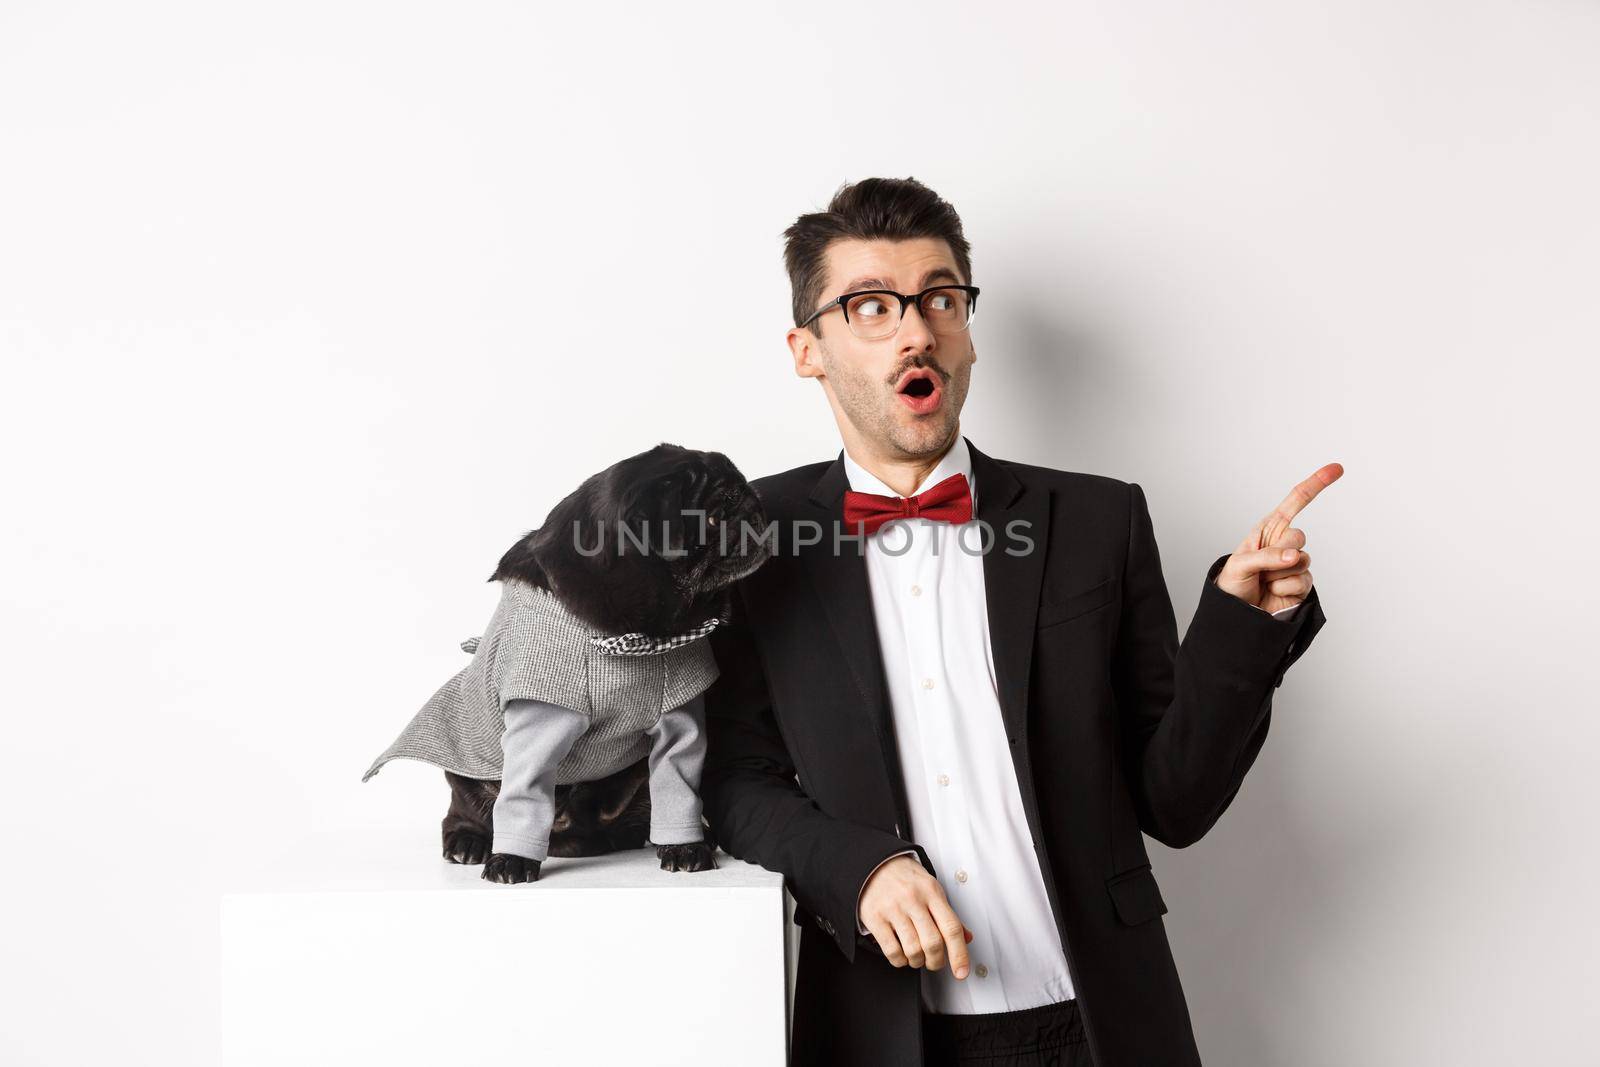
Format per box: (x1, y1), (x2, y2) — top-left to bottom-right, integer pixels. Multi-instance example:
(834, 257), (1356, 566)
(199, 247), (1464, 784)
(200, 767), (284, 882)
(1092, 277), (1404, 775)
(3, 2), (1596, 1063)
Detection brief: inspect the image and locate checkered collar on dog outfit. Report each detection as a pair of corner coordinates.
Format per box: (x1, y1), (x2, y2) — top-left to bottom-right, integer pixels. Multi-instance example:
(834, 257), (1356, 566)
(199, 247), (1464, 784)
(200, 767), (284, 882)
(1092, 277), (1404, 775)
(586, 611), (729, 656)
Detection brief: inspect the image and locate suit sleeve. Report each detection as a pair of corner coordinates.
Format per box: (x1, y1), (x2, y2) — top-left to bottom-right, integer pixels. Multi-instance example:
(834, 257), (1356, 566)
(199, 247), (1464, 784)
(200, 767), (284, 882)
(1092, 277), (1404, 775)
(1112, 482), (1327, 848)
(701, 583), (933, 964)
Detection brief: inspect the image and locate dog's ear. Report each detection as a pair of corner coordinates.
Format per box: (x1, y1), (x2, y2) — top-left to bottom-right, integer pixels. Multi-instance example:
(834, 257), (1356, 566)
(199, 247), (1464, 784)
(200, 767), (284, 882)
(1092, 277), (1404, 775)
(489, 465), (610, 590)
(531, 472), (612, 572)
(487, 528), (550, 587)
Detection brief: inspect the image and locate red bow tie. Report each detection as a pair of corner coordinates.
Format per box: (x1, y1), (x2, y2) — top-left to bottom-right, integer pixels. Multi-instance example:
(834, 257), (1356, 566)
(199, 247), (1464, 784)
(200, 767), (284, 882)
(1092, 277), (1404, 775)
(842, 472), (974, 536)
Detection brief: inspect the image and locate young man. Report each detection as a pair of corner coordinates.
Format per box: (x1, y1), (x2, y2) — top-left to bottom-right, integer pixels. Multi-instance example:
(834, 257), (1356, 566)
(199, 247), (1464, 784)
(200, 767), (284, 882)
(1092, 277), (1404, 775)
(700, 177), (1337, 1067)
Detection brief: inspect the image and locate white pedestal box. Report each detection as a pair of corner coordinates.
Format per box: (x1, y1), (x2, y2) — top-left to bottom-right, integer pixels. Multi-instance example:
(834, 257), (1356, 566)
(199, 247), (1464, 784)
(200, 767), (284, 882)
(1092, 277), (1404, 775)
(220, 826), (790, 1066)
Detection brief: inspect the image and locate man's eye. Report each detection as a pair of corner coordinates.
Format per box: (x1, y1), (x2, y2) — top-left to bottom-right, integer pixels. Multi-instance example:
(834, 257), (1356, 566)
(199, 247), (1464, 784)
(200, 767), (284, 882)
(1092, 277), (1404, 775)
(926, 293), (953, 311)
(852, 296), (889, 318)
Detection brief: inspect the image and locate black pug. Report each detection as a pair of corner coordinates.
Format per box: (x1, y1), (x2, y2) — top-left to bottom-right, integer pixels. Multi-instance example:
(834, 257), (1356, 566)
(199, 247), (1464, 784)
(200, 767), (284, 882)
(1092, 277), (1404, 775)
(362, 442), (770, 883)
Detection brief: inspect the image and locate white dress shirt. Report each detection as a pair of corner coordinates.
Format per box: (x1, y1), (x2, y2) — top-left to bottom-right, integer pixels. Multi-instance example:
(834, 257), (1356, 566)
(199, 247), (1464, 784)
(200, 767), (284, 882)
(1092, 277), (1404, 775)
(844, 435), (1300, 1015)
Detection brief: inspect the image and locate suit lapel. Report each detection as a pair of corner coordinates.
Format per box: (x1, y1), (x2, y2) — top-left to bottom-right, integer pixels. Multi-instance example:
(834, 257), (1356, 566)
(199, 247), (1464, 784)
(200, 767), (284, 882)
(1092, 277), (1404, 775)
(967, 439), (1051, 748)
(802, 454), (889, 740)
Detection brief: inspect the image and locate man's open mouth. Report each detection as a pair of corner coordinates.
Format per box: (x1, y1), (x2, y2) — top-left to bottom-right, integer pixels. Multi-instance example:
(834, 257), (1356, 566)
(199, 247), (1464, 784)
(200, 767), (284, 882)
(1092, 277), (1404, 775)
(895, 368), (944, 415)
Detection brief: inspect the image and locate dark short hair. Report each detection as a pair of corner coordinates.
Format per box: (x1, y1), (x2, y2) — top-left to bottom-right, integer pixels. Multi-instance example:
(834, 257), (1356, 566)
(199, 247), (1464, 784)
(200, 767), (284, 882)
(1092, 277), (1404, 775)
(782, 177), (974, 331)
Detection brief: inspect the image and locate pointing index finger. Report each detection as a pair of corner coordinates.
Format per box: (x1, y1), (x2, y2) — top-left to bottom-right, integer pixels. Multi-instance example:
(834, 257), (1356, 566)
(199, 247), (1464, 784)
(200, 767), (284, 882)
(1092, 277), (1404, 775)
(1261, 462), (1343, 544)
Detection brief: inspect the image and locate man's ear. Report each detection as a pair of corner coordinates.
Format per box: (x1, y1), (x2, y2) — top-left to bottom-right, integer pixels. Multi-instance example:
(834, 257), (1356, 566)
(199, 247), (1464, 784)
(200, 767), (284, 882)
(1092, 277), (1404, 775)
(787, 326), (824, 380)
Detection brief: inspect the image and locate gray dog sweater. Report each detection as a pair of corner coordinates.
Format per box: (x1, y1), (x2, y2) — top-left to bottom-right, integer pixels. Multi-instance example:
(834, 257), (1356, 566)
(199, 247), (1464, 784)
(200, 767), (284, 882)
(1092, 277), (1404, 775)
(362, 578), (722, 852)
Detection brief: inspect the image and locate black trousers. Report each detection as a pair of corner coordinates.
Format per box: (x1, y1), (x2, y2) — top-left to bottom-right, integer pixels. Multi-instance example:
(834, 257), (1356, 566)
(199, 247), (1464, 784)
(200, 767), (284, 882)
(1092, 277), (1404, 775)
(921, 997), (1092, 1066)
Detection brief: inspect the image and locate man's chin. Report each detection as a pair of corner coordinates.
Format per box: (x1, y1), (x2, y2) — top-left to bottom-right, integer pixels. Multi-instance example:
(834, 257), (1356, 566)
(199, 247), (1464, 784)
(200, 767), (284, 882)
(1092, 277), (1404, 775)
(886, 415), (959, 455)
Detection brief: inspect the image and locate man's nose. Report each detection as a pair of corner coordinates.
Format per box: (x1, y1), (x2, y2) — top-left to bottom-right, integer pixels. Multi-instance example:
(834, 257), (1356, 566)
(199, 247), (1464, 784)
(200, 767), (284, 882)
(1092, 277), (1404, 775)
(898, 301), (936, 354)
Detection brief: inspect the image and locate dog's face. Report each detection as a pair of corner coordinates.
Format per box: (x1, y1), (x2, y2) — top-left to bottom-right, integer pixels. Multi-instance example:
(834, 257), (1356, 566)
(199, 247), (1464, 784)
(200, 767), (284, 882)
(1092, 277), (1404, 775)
(491, 443), (771, 636)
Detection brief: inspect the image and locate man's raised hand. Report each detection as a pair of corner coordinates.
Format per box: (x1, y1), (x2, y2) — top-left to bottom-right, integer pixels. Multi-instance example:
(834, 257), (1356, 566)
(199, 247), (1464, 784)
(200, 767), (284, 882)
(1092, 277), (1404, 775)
(1213, 462), (1344, 613)
(859, 855), (974, 978)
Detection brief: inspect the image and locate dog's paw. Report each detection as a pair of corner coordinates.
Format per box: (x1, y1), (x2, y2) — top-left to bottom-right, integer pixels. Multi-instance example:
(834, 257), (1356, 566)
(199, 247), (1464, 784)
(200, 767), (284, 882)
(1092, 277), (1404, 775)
(442, 828), (491, 865)
(657, 841), (718, 873)
(482, 852), (542, 884)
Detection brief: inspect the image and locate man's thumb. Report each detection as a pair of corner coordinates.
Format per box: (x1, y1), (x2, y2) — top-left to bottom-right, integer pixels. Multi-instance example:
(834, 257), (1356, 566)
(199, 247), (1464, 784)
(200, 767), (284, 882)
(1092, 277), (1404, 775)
(1236, 546), (1299, 576)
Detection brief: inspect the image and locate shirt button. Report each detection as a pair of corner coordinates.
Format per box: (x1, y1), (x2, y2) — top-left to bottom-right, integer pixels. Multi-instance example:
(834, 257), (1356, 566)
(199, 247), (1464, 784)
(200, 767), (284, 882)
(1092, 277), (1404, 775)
(937, 774), (950, 786)
(975, 964), (988, 978)
(910, 584), (922, 596)
(921, 677), (934, 690)
(955, 869), (968, 883)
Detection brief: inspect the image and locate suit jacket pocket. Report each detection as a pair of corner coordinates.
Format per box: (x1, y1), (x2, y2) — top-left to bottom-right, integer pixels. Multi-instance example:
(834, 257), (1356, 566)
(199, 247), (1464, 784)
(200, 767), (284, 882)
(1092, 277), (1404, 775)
(1105, 864), (1168, 925)
(1037, 576), (1119, 629)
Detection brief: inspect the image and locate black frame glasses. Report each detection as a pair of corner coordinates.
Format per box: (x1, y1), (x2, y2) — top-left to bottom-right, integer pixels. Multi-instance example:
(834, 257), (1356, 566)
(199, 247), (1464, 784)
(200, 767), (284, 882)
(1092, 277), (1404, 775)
(801, 284), (981, 339)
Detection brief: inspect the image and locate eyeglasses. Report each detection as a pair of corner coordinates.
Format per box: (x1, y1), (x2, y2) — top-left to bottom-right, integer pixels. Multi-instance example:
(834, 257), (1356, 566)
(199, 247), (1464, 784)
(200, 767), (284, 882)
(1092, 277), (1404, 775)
(801, 284), (981, 340)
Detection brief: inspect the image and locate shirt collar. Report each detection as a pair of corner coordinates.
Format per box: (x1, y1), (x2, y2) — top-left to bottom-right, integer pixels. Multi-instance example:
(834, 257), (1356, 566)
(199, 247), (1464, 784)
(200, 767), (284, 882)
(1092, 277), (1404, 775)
(840, 433), (977, 508)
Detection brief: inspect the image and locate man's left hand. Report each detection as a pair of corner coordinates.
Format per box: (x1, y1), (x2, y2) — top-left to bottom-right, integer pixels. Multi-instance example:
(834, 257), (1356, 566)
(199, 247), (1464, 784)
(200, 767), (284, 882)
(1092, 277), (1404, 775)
(1214, 462), (1344, 613)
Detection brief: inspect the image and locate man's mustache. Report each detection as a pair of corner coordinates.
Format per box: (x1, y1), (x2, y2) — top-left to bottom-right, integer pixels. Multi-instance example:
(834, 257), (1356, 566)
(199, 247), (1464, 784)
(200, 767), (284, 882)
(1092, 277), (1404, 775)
(886, 359), (951, 387)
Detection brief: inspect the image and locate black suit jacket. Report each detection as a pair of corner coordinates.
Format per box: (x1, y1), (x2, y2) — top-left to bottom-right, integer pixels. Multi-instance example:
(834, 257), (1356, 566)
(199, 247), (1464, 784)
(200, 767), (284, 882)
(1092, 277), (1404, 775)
(701, 437), (1326, 1066)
